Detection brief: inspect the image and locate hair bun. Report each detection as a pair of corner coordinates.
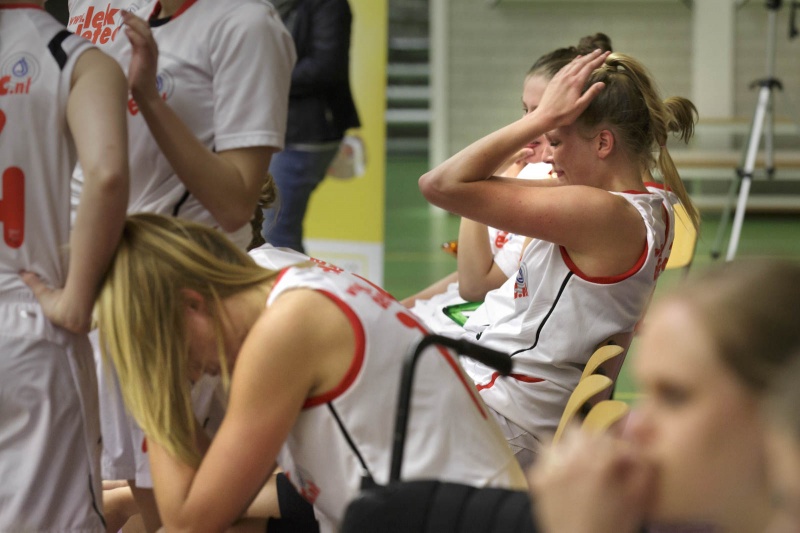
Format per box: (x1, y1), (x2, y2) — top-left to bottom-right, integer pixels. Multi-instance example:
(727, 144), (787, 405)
(576, 32), (613, 54)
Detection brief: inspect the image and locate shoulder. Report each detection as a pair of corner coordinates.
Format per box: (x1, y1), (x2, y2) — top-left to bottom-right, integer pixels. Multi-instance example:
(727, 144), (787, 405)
(265, 284), (354, 343)
(206, 0), (291, 48)
(249, 286), (355, 381)
(72, 47), (125, 88)
(212, 0), (283, 27)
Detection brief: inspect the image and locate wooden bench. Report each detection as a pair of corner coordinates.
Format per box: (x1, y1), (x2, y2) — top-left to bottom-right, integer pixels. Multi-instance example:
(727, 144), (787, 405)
(665, 117), (800, 211)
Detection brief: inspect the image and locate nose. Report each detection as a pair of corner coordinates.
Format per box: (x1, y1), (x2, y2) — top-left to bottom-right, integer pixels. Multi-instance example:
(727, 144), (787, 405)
(624, 406), (653, 445)
(542, 143), (554, 165)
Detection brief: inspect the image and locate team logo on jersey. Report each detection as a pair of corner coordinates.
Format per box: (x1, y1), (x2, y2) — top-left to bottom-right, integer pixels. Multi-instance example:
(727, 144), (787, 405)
(155, 71), (175, 100)
(0, 54), (39, 96)
(494, 231), (510, 250)
(513, 263), (529, 300)
(69, 3), (137, 45)
(127, 71), (174, 115)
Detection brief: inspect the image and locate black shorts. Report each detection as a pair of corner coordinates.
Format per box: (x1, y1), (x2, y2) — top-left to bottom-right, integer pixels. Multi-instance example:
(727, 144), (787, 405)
(266, 472), (320, 533)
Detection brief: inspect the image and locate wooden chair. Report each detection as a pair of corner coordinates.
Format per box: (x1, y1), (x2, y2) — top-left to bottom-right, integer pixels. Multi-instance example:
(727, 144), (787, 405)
(579, 332), (634, 407)
(582, 400), (630, 435)
(580, 343), (624, 381)
(665, 202), (699, 275)
(553, 374), (613, 445)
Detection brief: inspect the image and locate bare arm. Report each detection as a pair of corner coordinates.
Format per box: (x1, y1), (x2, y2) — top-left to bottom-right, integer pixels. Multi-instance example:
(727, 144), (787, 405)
(400, 271), (460, 308)
(456, 219), (509, 302)
(455, 159), (543, 302)
(23, 48), (129, 333)
(149, 290), (354, 531)
(121, 11), (275, 233)
(418, 51), (610, 250)
(418, 51), (648, 278)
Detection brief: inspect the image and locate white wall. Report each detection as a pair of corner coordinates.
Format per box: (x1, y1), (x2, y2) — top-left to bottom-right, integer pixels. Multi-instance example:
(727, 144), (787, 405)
(432, 0), (799, 163)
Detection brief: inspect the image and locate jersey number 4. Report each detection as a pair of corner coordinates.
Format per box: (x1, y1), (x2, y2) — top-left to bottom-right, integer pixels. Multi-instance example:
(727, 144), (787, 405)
(0, 110), (25, 248)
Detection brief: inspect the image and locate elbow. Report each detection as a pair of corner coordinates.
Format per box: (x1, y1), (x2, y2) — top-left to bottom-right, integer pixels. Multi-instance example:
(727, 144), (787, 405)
(458, 284), (486, 303)
(215, 206), (255, 234)
(418, 169), (450, 209)
(84, 165), (130, 205)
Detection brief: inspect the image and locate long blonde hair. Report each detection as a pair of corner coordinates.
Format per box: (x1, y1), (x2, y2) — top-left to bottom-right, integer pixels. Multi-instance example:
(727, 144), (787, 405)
(96, 213), (279, 466)
(579, 53), (700, 229)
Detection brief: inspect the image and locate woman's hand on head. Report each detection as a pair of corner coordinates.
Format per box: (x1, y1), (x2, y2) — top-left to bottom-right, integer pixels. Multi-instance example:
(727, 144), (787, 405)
(528, 425), (655, 533)
(122, 10), (161, 104)
(532, 49), (609, 130)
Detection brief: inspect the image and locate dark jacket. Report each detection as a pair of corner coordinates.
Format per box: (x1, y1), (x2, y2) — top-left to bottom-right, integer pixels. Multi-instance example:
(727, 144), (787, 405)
(283, 0), (361, 144)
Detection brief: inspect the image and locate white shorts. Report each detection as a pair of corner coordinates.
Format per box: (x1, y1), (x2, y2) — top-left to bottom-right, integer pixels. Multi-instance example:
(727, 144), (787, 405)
(409, 282), (471, 336)
(93, 331), (228, 488)
(0, 297), (104, 531)
(487, 406), (541, 471)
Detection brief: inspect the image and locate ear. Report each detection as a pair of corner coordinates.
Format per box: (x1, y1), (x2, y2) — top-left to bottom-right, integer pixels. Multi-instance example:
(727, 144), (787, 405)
(181, 288), (207, 314)
(595, 129), (615, 159)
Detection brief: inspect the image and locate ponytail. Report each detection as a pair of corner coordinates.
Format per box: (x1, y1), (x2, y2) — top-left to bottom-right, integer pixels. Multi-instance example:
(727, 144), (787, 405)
(581, 54), (700, 230)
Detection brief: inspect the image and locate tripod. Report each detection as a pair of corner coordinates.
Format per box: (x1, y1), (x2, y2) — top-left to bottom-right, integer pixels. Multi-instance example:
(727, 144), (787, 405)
(711, 0), (800, 261)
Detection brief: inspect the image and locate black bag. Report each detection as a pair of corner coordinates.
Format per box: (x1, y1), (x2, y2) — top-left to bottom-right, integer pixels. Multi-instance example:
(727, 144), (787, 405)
(340, 334), (539, 533)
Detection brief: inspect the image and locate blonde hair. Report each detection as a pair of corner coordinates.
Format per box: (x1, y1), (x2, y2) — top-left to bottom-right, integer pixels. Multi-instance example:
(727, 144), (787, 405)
(96, 213), (279, 466)
(579, 53), (700, 229)
(666, 258), (800, 393)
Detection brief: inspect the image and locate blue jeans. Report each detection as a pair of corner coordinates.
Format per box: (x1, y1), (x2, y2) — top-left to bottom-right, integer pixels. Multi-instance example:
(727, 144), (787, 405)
(262, 144), (340, 253)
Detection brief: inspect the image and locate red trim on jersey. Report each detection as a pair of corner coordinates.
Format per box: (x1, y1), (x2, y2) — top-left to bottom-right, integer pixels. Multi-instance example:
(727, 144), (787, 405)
(644, 181), (675, 192)
(273, 267), (292, 286)
(172, 0), (198, 18)
(476, 372), (544, 391)
(621, 189), (650, 195)
(437, 345), (489, 419)
(302, 290), (366, 408)
(0, 4), (44, 9)
(354, 273), (398, 301)
(559, 243), (648, 285)
(149, 0), (197, 21)
(395, 312), (488, 419)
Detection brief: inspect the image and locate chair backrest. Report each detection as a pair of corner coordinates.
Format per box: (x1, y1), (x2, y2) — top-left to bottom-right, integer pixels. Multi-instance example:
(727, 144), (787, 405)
(665, 202), (698, 275)
(580, 344), (624, 381)
(553, 374), (613, 445)
(581, 332), (634, 402)
(582, 400), (630, 435)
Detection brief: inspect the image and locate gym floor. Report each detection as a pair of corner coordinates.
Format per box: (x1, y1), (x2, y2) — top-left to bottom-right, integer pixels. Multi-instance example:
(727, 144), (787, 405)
(383, 154), (800, 401)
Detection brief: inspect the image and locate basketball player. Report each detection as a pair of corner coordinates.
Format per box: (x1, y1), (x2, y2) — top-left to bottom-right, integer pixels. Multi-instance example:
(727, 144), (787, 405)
(420, 50), (698, 469)
(64, 0), (296, 529)
(0, 1), (129, 530)
(94, 213), (527, 533)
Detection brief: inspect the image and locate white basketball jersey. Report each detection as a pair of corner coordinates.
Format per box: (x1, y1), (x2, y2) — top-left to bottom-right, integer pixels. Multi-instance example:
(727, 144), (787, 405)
(410, 230), (523, 336)
(271, 263), (526, 531)
(0, 6), (94, 296)
(70, 0), (296, 248)
(410, 162), (551, 335)
(66, 0), (137, 45)
(461, 189), (675, 441)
